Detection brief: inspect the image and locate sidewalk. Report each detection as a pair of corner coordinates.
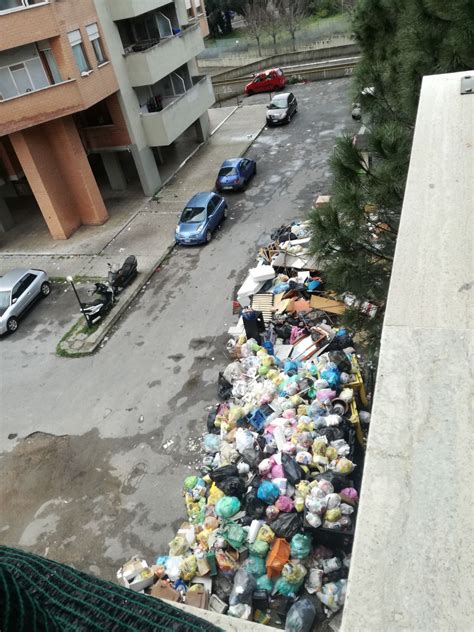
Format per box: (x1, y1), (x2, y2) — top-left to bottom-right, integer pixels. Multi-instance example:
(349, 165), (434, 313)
(2, 103), (267, 354)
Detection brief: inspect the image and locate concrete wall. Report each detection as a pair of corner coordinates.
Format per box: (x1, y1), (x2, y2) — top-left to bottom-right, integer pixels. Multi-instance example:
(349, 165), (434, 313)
(341, 70), (474, 632)
(213, 62), (356, 103)
(107, 0), (172, 21)
(93, 0), (213, 195)
(0, 43), (39, 66)
(141, 75), (214, 145)
(123, 23), (205, 87)
(93, 0), (162, 194)
(209, 42), (360, 82)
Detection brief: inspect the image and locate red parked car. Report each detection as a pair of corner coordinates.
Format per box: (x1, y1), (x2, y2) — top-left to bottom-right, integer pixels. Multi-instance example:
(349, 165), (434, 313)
(244, 68), (286, 95)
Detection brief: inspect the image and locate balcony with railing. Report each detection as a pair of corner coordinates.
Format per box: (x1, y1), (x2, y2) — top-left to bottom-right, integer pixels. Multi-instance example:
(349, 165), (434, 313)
(123, 22), (205, 87)
(0, 41), (118, 135)
(140, 75), (214, 146)
(0, 1), (58, 52)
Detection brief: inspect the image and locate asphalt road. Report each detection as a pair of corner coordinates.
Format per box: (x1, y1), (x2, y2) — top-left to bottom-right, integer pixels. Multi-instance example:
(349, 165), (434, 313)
(0, 78), (355, 580)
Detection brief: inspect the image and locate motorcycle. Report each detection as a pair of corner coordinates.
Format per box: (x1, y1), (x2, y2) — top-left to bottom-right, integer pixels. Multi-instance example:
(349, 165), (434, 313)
(82, 282), (115, 326)
(108, 255), (138, 294)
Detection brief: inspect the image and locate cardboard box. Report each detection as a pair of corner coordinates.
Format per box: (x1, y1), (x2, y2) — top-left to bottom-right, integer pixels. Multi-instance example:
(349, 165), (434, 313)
(314, 195), (331, 209)
(117, 557), (155, 592)
(150, 580), (181, 602)
(186, 585), (209, 610)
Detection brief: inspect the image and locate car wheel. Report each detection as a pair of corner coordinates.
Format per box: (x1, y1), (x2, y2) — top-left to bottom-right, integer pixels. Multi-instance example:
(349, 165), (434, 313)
(7, 317), (18, 333)
(253, 164), (257, 176)
(247, 90), (253, 97)
(40, 281), (51, 297)
(205, 230), (212, 243)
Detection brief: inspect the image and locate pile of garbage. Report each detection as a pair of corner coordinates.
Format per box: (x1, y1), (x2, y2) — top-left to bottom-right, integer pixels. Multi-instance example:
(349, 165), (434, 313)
(116, 221), (372, 631)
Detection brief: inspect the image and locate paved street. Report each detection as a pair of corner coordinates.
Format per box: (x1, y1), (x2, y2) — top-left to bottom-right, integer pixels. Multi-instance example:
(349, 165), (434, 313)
(0, 78), (355, 580)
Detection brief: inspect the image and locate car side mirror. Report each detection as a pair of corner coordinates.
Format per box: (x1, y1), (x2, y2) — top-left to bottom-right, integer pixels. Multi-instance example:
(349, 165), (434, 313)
(12, 297), (17, 304)
(266, 104), (271, 109)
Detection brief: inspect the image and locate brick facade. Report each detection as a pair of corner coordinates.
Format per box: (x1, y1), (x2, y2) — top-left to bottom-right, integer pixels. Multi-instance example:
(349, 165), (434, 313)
(10, 116), (108, 239)
(0, 0), (124, 239)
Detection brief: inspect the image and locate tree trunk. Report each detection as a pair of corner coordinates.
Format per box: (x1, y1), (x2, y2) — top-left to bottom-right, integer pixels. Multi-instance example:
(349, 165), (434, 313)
(291, 31), (296, 52)
(272, 33), (278, 55)
(256, 36), (262, 57)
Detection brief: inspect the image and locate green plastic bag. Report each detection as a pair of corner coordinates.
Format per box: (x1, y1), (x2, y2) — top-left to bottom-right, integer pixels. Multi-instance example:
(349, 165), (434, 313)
(282, 561), (307, 584)
(220, 522), (246, 549)
(256, 574), (274, 591)
(275, 576), (304, 597)
(290, 534), (312, 559)
(215, 496), (241, 519)
(184, 475), (198, 491)
(244, 555), (266, 578)
(249, 540), (269, 558)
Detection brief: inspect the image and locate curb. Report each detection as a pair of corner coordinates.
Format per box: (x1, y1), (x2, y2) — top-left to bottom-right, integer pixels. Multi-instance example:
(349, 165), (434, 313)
(57, 242), (176, 357)
(57, 108), (266, 358)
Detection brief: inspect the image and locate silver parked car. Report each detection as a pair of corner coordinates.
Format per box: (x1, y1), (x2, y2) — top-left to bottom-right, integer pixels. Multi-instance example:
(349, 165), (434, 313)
(0, 268), (50, 335)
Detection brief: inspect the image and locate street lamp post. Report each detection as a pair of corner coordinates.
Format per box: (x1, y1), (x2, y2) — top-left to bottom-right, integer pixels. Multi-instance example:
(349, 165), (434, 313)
(66, 276), (92, 327)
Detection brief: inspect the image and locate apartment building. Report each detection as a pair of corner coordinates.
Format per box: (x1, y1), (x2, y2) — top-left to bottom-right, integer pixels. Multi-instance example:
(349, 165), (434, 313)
(0, 0), (214, 239)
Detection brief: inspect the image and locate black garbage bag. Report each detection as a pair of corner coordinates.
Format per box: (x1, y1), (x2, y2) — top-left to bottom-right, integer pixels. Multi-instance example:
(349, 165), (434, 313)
(328, 351), (352, 374)
(218, 372), (233, 400)
(245, 491), (267, 519)
(271, 513), (303, 540)
(240, 448), (261, 468)
(217, 476), (247, 499)
(327, 332), (354, 351)
(213, 574), (233, 602)
(210, 464), (239, 484)
(274, 323), (293, 340)
(314, 427), (344, 442)
(285, 598), (316, 632)
(281, 453), (305, 485)
(256, 435), (267, 451)
(315, 471), (354, 492)
(206, 407), (219, 434)
(229, 569), (257, 607)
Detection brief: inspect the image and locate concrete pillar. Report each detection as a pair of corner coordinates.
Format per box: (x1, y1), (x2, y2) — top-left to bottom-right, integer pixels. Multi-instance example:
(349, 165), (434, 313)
(194, 112), (210, 143)
(10, 116), (108, 240)
(101, 151), (127, 191)
(0, 198), (14, 233)
(130, 144), (162, 197)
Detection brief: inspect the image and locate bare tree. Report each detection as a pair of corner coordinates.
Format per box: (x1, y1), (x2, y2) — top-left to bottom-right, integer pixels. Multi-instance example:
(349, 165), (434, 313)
(243, 1), (268, 57)
(262, 3), (281, 55)
(278, 0), (309, 52)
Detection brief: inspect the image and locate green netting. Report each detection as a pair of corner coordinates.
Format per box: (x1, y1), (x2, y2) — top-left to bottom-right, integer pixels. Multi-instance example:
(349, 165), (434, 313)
(0, 546), (222, 632)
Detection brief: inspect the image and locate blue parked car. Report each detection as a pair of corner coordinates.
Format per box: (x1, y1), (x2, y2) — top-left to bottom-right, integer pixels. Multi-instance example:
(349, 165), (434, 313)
(175, 192), (228, 245)
(215, 158), (257, 192)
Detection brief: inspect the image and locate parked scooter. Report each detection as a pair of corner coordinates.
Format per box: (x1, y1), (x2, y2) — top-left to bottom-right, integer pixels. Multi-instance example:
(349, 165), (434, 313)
(82, 282), (115, 326)
(108, 255), (138, 294)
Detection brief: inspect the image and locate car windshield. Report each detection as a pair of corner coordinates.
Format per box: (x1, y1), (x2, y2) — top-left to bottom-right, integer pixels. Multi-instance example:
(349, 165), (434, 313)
(219, 167), (237, 177)
(270, 97), (288, 109)
(181, 206), (206, 223)
(0, 290), (11, 314)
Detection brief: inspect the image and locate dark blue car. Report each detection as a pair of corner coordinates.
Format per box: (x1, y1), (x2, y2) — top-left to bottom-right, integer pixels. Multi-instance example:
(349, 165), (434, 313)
(215, 158), (257, 192)
(175, 192), (228, 245)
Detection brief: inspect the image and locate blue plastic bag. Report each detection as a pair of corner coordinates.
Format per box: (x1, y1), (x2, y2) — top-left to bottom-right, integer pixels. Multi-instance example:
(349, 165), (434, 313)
(257, 480), (280, 505)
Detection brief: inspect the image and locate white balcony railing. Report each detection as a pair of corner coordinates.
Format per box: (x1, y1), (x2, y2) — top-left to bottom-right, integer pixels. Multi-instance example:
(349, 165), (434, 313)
(124, 23), (205, 87)
(141, 75), (214, 146)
